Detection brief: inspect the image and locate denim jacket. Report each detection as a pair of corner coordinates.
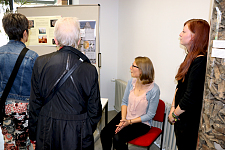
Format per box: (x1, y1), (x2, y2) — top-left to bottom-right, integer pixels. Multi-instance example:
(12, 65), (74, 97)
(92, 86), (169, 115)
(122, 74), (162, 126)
(0, 40), (38, 102)
(121, 78), (160, 126)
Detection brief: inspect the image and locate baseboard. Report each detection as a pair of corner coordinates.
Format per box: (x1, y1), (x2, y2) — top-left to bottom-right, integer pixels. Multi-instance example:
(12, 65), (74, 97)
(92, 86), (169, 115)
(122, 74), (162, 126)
(108, 105), (115, 111)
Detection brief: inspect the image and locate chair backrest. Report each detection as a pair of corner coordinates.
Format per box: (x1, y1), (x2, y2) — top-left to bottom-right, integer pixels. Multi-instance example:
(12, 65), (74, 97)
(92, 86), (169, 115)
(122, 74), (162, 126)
(153, 99), (165, 122)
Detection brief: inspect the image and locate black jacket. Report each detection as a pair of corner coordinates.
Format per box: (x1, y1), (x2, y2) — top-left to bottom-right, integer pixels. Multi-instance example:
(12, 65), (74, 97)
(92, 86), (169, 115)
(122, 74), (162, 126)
(29, 46), (102, 150)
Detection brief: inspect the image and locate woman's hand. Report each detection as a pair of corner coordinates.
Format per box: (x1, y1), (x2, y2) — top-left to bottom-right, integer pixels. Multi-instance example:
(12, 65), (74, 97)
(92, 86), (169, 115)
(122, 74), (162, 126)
(168, 108), (175, 124)
(169, 105), (183, 124)
(30, 140), (36, 150)
(115, 119), (130, 134)
(32, 143), (36, 150)
(115, 120), (125, 134)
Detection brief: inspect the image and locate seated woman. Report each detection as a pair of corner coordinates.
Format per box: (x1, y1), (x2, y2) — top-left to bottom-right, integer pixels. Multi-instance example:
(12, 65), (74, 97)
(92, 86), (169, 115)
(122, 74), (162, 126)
(100, 56), (160, 150)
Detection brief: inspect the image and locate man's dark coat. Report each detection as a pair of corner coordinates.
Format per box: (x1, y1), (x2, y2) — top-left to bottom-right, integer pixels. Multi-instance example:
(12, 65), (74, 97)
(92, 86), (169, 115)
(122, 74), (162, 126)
(29, 46), (102, 150)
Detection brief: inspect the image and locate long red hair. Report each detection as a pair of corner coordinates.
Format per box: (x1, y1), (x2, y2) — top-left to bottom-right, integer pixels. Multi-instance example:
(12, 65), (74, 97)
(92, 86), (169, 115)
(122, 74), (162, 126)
(175, 19), (210, 82)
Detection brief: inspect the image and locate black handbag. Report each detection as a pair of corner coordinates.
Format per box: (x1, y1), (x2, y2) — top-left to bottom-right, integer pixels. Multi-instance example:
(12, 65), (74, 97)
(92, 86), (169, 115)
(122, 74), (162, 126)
(0, 47), (29, 125)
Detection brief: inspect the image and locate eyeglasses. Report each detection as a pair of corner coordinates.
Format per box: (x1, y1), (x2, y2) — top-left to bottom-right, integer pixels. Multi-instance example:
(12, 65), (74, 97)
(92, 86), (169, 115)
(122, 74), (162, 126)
(132, 64), (139, 68)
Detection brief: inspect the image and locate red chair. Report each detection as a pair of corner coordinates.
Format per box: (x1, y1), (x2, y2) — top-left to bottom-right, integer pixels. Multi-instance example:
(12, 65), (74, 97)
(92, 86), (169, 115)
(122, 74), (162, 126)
(127, 99), (166, 150)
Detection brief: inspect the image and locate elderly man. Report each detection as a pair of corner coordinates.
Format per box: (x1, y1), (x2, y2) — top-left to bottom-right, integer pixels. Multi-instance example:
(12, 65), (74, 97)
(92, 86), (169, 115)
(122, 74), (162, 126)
(29, 17), (102, 150)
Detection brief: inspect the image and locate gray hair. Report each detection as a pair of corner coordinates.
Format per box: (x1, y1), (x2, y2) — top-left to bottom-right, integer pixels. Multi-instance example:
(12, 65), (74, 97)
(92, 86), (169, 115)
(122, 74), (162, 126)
(54, 17), (80, 48)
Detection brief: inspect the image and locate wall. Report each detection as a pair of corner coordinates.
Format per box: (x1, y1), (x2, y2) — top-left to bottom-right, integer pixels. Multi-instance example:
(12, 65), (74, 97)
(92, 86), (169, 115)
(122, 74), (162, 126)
(0, 5), (10, 47)
(117, 0), (212, 105)
(80, 0), (212, 110)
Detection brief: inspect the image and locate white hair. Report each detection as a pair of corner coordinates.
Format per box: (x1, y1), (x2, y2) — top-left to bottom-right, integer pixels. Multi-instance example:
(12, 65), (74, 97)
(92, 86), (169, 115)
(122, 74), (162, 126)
(54, 17), (80, 48)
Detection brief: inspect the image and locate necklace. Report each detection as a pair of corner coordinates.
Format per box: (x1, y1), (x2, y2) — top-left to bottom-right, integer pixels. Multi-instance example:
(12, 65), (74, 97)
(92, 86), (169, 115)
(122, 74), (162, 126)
(136, 82), (144, 92)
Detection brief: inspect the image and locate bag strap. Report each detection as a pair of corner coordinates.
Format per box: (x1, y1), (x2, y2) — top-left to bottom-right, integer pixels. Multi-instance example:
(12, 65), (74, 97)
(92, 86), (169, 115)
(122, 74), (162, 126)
(0, 47), (29, 102)
(71, 73), (86, 109)
(43, 60), (82, 105)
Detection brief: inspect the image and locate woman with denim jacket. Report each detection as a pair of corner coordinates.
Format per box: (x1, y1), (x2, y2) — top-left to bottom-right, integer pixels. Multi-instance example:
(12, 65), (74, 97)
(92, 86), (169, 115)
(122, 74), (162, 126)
(100, 56), (160, 150)
(0, 13), (38, 150)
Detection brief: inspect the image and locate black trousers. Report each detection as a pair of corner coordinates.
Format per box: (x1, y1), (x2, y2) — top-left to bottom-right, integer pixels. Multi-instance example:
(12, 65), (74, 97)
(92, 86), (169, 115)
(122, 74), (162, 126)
(174, 121), (199, 150)
(100, 112), (150, 150)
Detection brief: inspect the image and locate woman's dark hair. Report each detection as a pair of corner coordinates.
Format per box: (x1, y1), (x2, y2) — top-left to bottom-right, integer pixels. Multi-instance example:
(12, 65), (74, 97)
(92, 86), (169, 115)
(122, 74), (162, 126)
(175, 19), (210, 82)
(2, 13), (29, 41)
(135, 56), (154, 84)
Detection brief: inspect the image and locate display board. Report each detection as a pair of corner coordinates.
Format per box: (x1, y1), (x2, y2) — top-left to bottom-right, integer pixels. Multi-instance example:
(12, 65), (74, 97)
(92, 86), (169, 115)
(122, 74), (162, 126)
(17, 5), (101, 71)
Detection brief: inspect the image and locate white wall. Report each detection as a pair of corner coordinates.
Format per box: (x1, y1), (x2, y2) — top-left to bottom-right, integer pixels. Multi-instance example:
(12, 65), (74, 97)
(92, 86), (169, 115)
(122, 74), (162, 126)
(0, 5), (10, 47)
(117, 0), (212, 104)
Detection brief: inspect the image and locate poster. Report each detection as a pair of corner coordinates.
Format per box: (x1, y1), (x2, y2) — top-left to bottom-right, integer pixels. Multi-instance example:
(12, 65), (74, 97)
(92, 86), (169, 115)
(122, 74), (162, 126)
(78, 20), (96, 64)
(27, 16), (61, 46)
(26, 17), (97, 64)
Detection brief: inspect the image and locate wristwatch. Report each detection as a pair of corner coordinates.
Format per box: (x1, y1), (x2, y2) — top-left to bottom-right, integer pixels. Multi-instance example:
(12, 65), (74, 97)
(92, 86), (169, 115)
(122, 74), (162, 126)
(172, 111), (179, 122)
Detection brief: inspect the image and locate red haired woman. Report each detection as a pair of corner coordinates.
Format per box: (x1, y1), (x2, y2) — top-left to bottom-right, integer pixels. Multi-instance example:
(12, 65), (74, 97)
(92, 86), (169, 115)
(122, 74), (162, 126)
(168, 19), (210, 149)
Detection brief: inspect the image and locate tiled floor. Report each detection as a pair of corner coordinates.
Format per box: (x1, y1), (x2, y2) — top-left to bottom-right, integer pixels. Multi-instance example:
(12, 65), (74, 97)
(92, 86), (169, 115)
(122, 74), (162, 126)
(95, 110), (159, 150)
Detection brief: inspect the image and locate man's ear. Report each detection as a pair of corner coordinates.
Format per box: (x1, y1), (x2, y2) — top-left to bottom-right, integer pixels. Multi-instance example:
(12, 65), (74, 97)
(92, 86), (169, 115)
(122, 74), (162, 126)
(54, 37), (58, 45)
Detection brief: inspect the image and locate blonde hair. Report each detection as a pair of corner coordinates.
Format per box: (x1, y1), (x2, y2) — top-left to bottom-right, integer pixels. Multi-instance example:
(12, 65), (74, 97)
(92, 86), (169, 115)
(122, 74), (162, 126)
(54, 17), (80, 48)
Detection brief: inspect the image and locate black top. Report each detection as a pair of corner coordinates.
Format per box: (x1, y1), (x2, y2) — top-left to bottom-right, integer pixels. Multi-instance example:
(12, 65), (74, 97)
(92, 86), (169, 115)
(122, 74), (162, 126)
(175, 55), (207, 123)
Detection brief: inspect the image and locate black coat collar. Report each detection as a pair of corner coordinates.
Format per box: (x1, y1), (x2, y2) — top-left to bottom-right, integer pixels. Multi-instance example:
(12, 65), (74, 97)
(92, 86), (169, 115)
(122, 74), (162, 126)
(60, 46), (91, 64)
